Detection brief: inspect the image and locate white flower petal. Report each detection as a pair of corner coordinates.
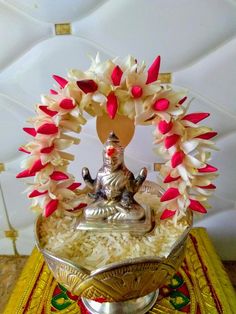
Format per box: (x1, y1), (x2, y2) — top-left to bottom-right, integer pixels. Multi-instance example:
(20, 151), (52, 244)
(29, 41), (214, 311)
(185, 155), (204, 168)
(92, 92), (107, 103)
(176, 165), (190, 183)
(181, 140), (199, 154)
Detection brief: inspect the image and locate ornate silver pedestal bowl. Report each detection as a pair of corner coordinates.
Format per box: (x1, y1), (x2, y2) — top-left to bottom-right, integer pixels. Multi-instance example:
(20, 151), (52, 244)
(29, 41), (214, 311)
(35, 215), (190, 314)
(34, 133), (192, 313)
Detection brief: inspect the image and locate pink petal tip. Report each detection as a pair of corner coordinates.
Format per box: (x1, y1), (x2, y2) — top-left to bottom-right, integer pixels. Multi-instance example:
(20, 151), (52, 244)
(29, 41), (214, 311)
(16, 169), (35, 178)
(23, 127), (37, 137)
(131, 85), (143, 98)
(40, 145), (54, 154)
(37, 123), (58, 135)
(106, 91), (118, 119)
(171, 151), (185, 168)
(111, 65), (123, 86)
(74, 203), (87, 210)
(182, 112), (210, 124)
(19, 147), (30, 154)
(29, 159), (47, 174)
(153, 98), (169, 111)
(198, 164), (218, 173)
(59, 98), (75, 110)
(77, 79), (98, 94)
(164, 134), (180, 149)
(50, 171), (69, 181)
(160, 187), (180, 202)
(45, 199), (59, 217)
(158, 120), (173, 134)
(178, 96), (187, 105)
(189, 199), (207, 213)
(52, 75), (68, 88)
(146, 55), (161, 84)
(50, 89), (58, 95)
(163, 174), (180, 183)
(160, 209), (176, 220)
(68, 182), (81, 190)
(28, 190), (47, 198)
(39, 105), (57, 117)
(195, 132), (217, 140)
(197, 183), (216, 189)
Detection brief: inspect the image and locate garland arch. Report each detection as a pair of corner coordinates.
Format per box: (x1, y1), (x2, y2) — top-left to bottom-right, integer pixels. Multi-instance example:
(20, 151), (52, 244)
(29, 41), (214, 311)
(17, 54), (218, 223)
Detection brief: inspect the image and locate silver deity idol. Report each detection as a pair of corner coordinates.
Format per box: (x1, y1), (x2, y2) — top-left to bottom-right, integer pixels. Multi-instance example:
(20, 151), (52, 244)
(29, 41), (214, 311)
(76, 132), (153, 233)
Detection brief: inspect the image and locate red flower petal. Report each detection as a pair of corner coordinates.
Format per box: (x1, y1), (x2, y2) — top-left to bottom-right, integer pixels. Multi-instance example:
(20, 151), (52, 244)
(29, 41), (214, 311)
(160, 209), (176, 220)
(171, 151), (185, 168)
(182, 112), (210, 124)
(74, 203), (87, 210)
(158, 120), (173, 134)
(18, 147), (30, 154)
(45, 199), (59, 217)
(198, 164), (218, 173)
(50, 171), (69, 181)
(131, 85), (143, 98)
(146, 55), (161, 84)
(39, 105), (57, 117)
(16, 169), (35, 178)
(160, 187), (180, 202)
(93, 298), (107, 304)
(37, 123), (58, 135)
(23, 127), (36, 137)
(106, 91), (118, 119)
(40, 145), (54, 154)
(68, 182), (81, 190)
(50, 89), (58, 95)
(52, 75), (68, 88)
(178, 96), (187, 105)
(77, 79), (98, 94)
(28, 190), (47, 198)
(163, 174), (180, 183)
(59, 98), (75, 110)
(29, 159), (47, 174)
(189, 199), (207, 213)
(164, 134), (180, 149)
(197, 183), (216, 189)
(153, 98), (169, 111)
(111, 65), (123, 86)
(195, 132), (217, 140)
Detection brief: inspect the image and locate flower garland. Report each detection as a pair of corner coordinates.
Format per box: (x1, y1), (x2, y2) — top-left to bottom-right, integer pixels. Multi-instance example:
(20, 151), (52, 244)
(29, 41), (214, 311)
(17, 54), (218, 221)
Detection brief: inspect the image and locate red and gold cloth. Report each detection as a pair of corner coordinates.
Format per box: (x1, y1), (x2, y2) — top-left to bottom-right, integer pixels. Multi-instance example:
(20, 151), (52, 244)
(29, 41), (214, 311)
(4, 228), (236, 313)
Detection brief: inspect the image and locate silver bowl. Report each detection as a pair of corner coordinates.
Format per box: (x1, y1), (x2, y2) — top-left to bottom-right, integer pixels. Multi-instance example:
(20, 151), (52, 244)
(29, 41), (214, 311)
(35, 214), (191, 314)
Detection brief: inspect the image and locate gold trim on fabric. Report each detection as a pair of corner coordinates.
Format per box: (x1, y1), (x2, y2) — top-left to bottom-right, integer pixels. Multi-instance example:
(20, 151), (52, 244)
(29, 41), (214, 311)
(4, 248), (45, 314)
(55, 23), (71, 35)
(190, 228), (236, 313)
(26, 264), (53, 314)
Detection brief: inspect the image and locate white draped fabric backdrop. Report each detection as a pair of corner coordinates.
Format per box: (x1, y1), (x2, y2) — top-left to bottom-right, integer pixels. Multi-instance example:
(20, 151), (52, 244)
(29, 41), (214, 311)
(0, 0), (236, 259)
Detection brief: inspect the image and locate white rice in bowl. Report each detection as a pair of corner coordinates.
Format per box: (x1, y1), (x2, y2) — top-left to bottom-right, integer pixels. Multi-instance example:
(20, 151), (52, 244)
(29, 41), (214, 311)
(39, 193), (189, 271)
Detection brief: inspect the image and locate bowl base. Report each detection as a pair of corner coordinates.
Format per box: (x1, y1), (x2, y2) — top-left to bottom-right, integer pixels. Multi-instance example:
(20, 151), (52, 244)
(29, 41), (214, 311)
(81, 290), (159, 314)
